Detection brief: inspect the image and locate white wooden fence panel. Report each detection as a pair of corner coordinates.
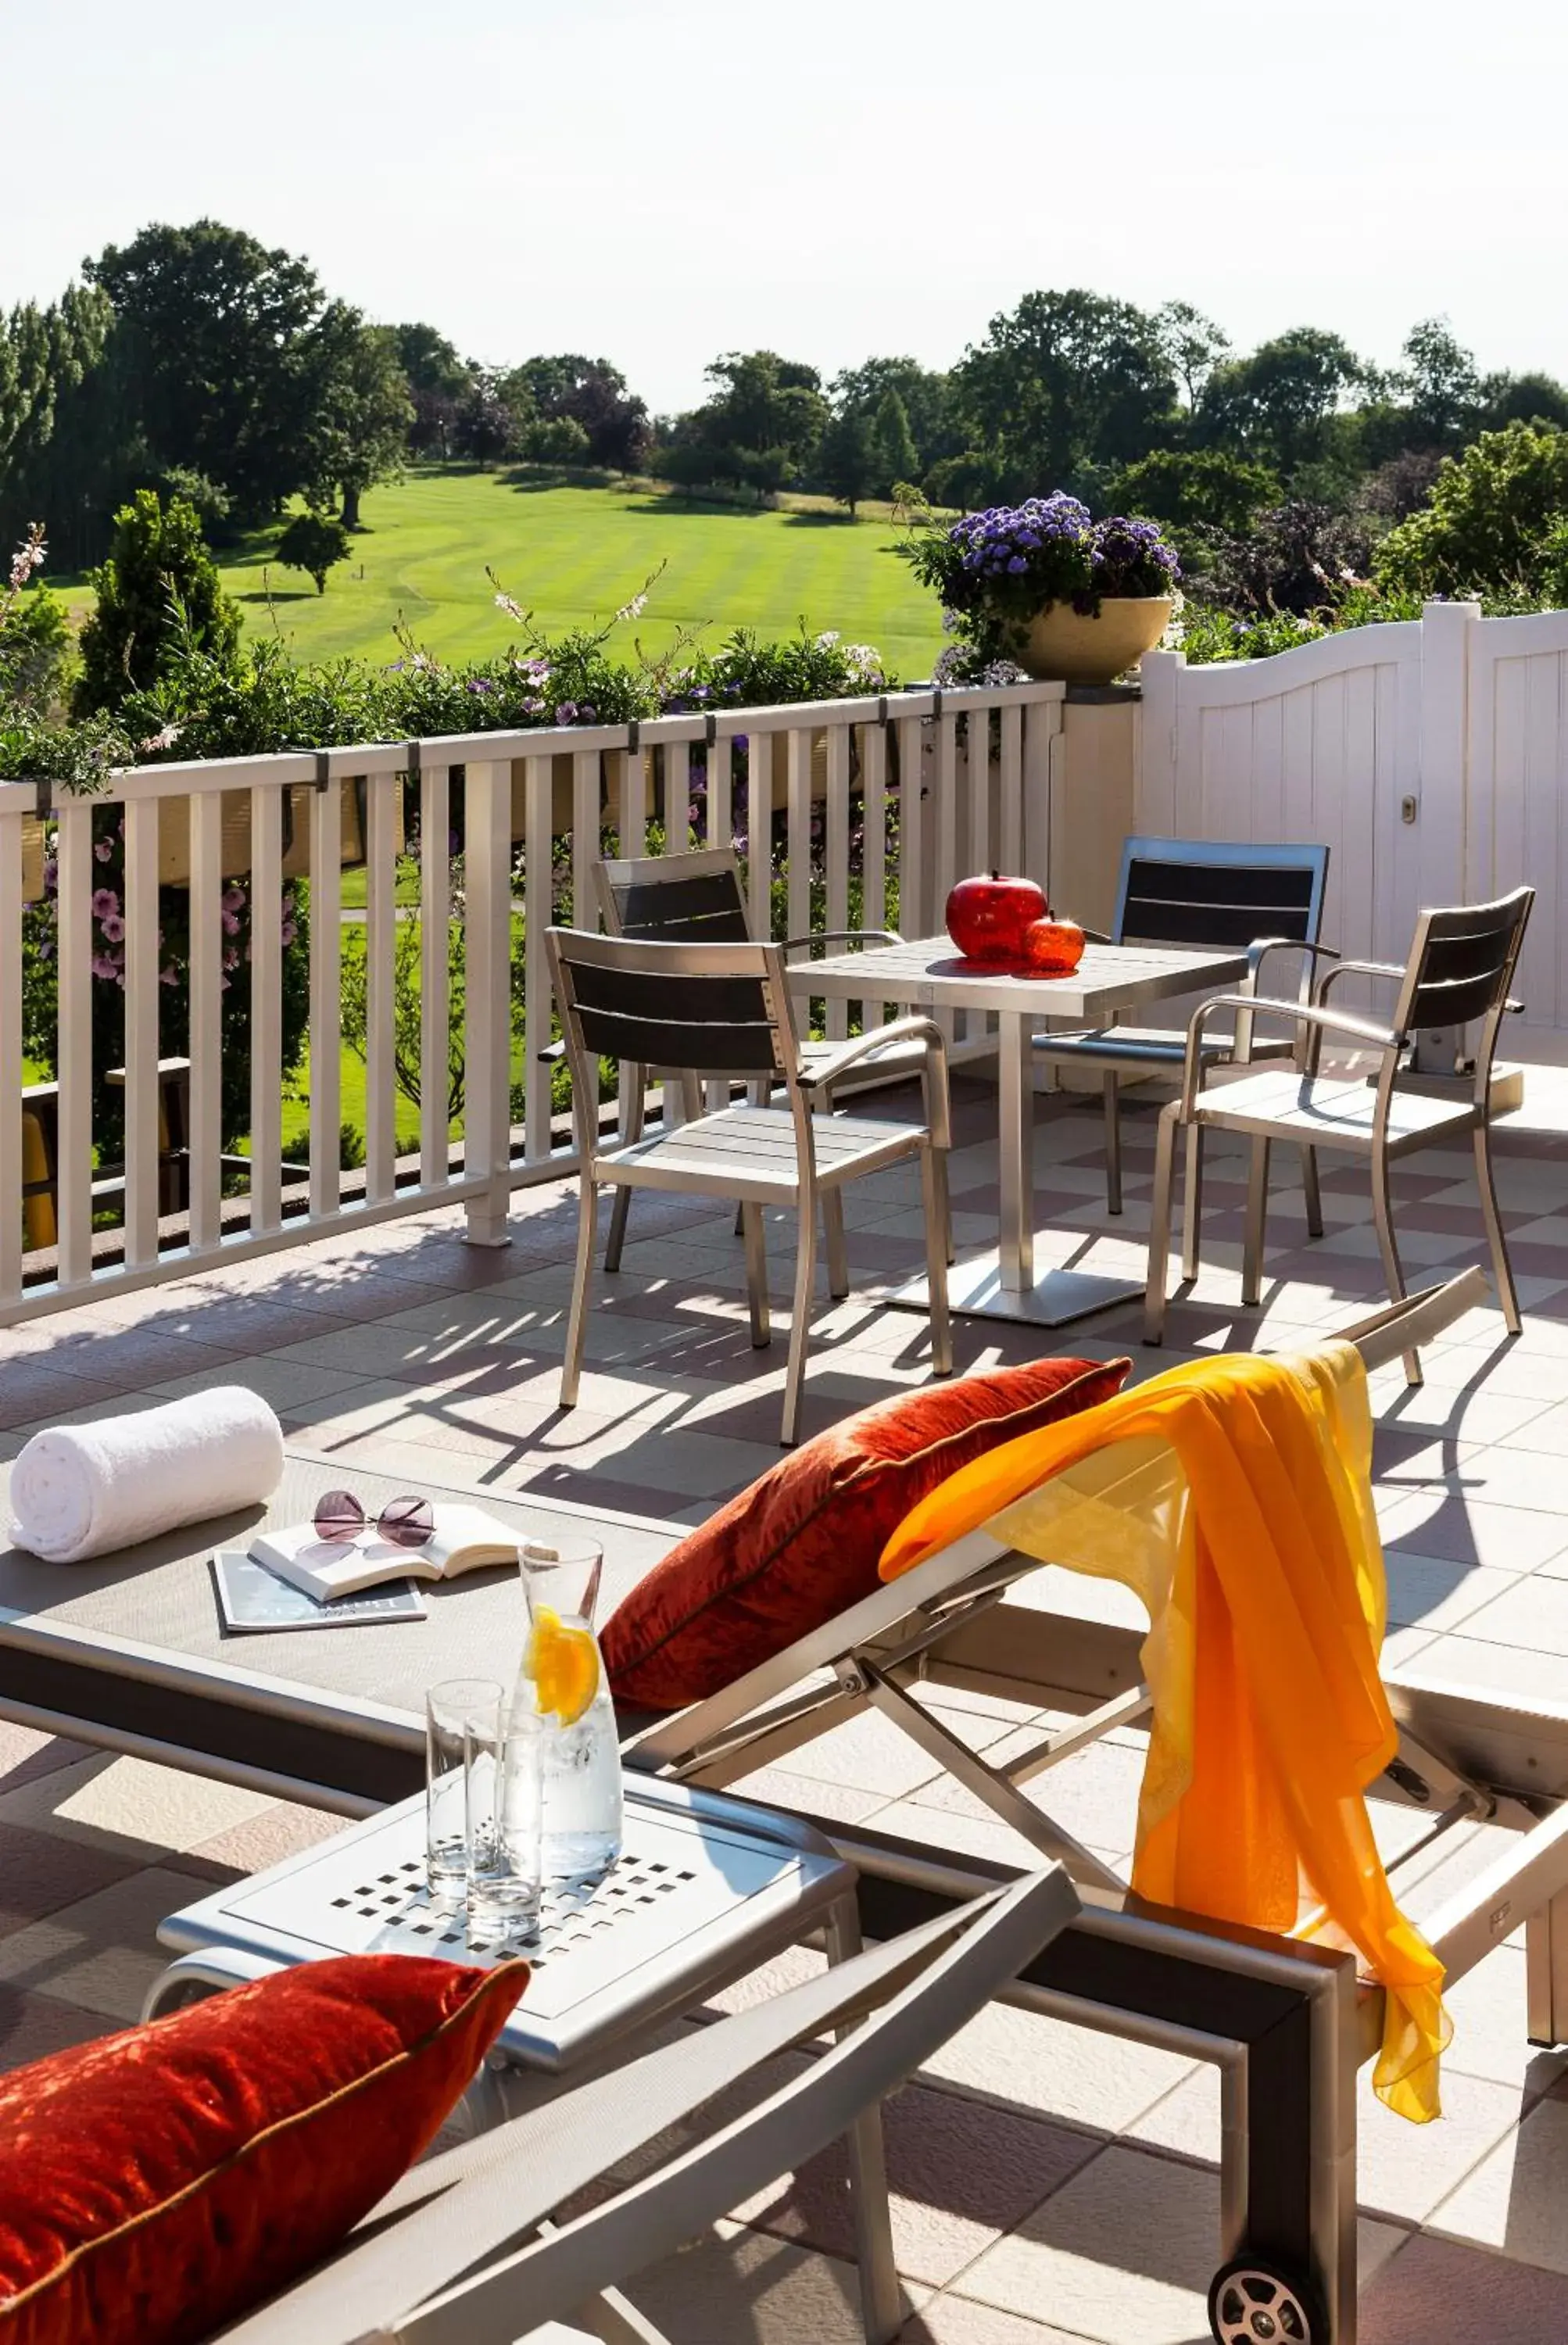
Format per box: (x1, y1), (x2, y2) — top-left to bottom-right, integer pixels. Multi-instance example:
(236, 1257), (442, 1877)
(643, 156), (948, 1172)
(1466, 611), (1568, 1050)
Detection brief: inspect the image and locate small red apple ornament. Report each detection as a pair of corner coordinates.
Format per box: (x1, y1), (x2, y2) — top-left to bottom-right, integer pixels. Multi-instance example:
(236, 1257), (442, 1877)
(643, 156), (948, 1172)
(1023, 912), (1086, 976)
(944, 871), (1046, 964)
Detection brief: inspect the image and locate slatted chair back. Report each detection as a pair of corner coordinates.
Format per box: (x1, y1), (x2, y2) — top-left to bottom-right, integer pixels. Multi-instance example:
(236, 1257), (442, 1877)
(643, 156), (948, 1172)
(548, 929), (797, 1121)
(1114, 836), (1330, 961)
(1391, 888), (1534, 1099)
(596, 847), (752, 947)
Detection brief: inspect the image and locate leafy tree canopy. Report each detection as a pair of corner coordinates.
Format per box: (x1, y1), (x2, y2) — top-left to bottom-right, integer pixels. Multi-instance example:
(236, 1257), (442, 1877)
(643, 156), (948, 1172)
(1374, 421), (1568, 597)
(953, 288), (1180, 499)
(1196, 327), (1368, 475)
(276, 509), (352, 593)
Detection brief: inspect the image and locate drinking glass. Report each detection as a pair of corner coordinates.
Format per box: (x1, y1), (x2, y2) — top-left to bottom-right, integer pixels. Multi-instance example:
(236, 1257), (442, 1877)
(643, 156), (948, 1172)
(518, 1538), (624, 1881)
(465, 1699), (543, 1945)
(425, 1677), (502, 1906)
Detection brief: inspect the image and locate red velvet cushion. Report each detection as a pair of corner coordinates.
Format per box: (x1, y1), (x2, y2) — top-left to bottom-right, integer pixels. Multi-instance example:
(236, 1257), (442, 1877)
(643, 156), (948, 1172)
(603, 1355), (1129, 1710)
(0, 1951), (528, 2345)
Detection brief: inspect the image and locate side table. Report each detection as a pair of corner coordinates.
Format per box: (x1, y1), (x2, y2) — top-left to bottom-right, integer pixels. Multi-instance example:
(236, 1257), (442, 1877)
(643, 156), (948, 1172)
(145, 1769), (902, 2342)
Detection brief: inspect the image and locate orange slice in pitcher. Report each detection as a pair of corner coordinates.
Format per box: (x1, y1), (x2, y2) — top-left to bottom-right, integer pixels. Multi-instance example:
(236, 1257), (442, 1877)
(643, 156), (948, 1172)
(526, 1605), (600, 1726)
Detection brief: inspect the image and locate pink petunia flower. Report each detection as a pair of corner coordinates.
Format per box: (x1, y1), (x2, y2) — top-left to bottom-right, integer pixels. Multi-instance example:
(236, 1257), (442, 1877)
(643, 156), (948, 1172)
(99, 912), (126, 943)
(91, 887), (118, 918)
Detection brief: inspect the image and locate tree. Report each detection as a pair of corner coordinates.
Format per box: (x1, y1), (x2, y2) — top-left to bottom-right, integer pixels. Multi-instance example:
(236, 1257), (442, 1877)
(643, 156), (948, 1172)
(510, 355), (650, 471)
(820, 406), (879, 514)
(452, 371), (526, 464)
(75, 489), (242, 713)
(1154, 301), (1231, 407)
(275, 510), (352, 594)
(952, 289), (1180, 498)
(519, 414), (591, 465)
(1481, 371), (1568, 434)
(304, 319), (413, 528)
(872, 388), (918, 494)
(664, 351), (829, 499)
(1114, 448), (1280, 538)
(84, 220), (339, 524)
(1196, 328), (1368, 478)
(1399, 317), (1484, 449)
(829, 357), (960, 478)
(393, 323), (473, 458)
(1375, 421), (1568, 596)
(0, 284), (147, 570)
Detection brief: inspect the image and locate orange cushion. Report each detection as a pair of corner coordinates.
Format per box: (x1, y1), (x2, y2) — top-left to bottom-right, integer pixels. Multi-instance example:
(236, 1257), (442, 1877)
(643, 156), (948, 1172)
(603, 1356), (1129, 1710)
(0, 1951), (528, 2345)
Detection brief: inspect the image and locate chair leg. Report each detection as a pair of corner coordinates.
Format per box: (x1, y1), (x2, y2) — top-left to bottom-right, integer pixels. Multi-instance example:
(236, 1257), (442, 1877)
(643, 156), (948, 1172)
(560, 1176), (600, 1409)
(1475, 1120), (1523, 1334)
(1241, 1137), (1271, 1309)
(932, 1142), (955, 1266)
(741, 1202), (771, 1347)
(1103, 1072), (1123, 1215)
(781, 1192), (818, 1446)
(921, 1146), (953, 1377)
(824, 1189), (850, 1301)
(1143, 1101), (1180, 1345)
(604, 1186), (632, 1274)
(733, 1199), (746, 1239)
(1301, 1144), (1324, 1239)
(1180, 1120), (1205, 1284)
(1369, 1141), (1420, 1385)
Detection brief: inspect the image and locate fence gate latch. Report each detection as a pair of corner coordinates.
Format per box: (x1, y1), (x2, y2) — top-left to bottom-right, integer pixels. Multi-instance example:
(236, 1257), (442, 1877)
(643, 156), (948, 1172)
(1400, 794), (1419, 825)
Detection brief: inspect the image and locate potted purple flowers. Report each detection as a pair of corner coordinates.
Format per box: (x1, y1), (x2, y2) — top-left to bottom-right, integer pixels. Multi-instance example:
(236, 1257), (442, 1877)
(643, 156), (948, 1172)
(901, 494), (1180, 686)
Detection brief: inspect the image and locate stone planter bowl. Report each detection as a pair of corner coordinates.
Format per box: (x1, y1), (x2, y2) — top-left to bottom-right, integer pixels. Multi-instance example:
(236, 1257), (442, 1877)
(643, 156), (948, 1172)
(1015, 596), (1174, 687)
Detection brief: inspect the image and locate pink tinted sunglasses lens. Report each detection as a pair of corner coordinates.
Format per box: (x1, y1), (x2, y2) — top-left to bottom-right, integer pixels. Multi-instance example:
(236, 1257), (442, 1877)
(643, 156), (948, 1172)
(378, 1494), (435, 1550)
(313, 1489), (365, 1542)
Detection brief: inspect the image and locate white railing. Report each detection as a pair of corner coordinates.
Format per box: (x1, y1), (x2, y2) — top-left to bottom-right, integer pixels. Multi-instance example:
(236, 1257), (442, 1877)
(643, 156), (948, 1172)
(1, 681), (1065, 1323)
(1139, 600), (1568, 1058)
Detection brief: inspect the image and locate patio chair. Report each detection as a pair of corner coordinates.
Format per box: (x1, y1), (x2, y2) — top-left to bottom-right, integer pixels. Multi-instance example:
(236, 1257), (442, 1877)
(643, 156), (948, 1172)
(594, 845), (949, 1268)
(1033, 835), (1333, 1219)
(201, 1869), (1078, 2345)
(1141, 887), (1534, 1374)
(546, 926), (953, 1447)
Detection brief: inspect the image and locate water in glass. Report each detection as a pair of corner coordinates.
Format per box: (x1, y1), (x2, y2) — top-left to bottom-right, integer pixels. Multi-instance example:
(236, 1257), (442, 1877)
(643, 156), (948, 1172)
(517, 1538), (624, 1881)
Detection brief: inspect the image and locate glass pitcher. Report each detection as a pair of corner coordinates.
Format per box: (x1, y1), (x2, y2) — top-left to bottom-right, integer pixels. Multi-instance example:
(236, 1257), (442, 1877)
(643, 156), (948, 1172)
(514, 1537), (624, 1881)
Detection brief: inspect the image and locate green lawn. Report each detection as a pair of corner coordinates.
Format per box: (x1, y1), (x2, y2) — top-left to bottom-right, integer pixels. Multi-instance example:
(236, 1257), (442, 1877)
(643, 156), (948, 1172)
(67, 470), (947, 683)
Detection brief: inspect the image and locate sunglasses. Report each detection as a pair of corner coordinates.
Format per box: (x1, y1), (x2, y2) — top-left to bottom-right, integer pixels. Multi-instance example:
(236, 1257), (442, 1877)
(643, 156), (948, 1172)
(312, 1489), (435, 1550)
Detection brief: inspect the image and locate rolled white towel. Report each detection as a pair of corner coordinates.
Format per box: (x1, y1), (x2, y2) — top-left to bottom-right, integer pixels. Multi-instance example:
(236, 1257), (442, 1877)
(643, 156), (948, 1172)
(8, 1387), (285, 1563)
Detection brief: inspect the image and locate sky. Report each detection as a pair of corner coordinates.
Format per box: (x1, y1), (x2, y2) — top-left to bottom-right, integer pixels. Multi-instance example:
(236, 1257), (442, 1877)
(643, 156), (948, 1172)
(5, 0), (1567, 414)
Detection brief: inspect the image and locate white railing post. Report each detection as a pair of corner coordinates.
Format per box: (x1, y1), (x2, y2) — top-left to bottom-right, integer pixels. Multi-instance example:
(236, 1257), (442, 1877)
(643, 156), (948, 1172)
(521, 754), (553, 1166)
(55, 795), (94, 1287)
(309, 777), (344, 1222)
(363, 773), (398, 1206)
(1422, 598), (1480, 908)
(121, 795), (161, 1269)
(419, 762), (452, 1187)
(1137, 647), (1183, 836)
(249, 785), (284, 1237)
(188, 790), (224, 1254)
(464, 757), (514, 1244)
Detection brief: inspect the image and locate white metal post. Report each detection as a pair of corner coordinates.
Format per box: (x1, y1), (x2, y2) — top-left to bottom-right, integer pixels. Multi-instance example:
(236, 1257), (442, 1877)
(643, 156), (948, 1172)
(463, 758), (513, 1244)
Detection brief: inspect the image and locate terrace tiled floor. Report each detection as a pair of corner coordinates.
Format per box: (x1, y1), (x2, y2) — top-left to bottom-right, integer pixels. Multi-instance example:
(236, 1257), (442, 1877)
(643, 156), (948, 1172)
(6, 1068), (1568, 2339)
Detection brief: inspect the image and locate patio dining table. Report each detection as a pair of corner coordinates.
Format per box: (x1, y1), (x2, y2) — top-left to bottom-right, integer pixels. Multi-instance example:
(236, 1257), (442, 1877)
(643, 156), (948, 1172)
(789, 935), (1250, 1326)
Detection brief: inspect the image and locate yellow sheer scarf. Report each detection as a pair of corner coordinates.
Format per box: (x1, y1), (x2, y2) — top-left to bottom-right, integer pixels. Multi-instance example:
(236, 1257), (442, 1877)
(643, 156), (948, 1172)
(880, 1345), (1449, 2121)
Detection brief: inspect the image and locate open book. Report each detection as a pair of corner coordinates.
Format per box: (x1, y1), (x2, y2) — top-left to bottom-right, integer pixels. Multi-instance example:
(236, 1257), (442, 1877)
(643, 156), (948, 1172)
(249, 1503), (519, 1602)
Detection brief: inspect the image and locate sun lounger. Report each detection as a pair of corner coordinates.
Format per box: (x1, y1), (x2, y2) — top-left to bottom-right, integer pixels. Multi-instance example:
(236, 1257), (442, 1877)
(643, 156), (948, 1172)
(196, 1867), (1076, 2344)
(620, 1270), (1568, 2341)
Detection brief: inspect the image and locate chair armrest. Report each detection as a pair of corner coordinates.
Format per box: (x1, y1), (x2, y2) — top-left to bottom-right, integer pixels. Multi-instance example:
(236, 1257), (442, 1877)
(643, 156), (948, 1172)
(786, 929), (901, 951)
(1244, 936), (1341, 990)
(536, 1038), (567, 1065)
(802, 1016), (951, 1147)
(1180, 992), (1401, 1114)
(1314, 956), (1406, 1004)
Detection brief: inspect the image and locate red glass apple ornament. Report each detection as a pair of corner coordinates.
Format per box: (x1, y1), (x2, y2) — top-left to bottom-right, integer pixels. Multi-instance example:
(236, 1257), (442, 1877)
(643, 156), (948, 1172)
(1023, 913), (1086, 976)
(944, 871), (1046, 963)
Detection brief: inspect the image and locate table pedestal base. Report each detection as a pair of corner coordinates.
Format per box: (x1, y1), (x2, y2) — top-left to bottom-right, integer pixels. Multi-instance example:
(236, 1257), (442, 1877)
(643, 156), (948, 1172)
(883, 1249), (1140, 1329)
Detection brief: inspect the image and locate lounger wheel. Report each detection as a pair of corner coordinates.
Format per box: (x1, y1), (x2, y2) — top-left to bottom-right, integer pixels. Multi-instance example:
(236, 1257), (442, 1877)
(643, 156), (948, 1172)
(1208, 2254), (1326, 2345)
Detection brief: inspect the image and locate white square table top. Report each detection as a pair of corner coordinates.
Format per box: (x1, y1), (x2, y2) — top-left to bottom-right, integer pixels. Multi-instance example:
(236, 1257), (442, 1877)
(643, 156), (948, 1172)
(786, 936), (1250, 1022)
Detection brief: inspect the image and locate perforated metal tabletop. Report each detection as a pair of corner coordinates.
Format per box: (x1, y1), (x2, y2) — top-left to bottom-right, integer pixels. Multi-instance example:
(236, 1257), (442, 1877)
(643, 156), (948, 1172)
(156, 1772), (856, 2072)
